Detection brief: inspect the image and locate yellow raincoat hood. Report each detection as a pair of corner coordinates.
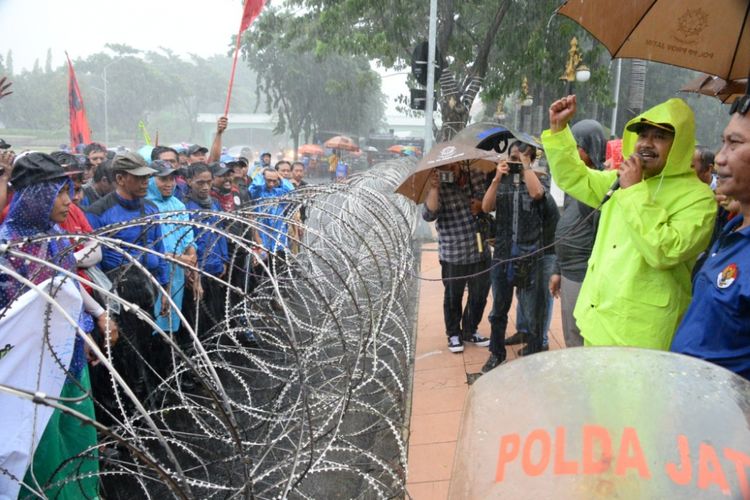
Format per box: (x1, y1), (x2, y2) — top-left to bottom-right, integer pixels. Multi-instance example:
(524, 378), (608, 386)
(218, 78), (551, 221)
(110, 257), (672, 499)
(622, 98), (696, 180)
(542, 100), (716, 350)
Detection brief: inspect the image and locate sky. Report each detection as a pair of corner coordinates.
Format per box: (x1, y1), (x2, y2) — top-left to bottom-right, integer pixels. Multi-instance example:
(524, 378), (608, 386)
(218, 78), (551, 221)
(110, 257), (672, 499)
(0, 0), (408, 114)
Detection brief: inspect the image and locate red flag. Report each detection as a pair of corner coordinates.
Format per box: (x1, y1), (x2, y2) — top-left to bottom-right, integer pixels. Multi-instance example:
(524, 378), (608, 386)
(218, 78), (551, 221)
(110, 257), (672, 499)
(65, 53), (92, 151)
(225, 0), (266, 115)
(239, 0), (265, 33)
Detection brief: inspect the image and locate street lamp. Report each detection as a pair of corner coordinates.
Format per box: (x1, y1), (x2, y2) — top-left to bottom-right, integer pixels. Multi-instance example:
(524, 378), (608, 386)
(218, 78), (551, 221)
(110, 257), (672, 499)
(520, 76), (534, 108)
(560, 37), (590, 94)
(520, 77), (534, 133)
(493, 100), (507, 122)
(90, 60), (118, 147)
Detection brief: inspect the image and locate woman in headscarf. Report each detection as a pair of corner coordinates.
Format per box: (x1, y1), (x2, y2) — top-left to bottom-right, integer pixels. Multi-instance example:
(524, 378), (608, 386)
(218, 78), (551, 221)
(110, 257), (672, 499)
(0, 152), (115, 499)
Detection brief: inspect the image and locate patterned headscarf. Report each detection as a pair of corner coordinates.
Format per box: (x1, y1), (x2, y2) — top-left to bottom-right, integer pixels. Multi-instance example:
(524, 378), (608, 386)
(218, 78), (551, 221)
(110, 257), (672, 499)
(0, 179), (76, 310)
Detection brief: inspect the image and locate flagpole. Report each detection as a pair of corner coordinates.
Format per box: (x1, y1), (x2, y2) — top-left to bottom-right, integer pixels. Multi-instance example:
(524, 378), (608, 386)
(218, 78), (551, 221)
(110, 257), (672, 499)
(224, 24), (244, 116)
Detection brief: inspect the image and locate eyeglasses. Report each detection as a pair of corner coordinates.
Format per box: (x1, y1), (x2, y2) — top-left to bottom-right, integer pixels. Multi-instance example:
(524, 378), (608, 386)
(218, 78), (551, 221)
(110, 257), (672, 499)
(730, 94), (750, 116)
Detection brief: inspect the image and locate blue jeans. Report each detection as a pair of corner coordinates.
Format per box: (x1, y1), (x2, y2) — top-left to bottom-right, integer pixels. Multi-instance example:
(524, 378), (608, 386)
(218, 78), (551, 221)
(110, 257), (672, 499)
(488, 254), (546, 359)
(516, 254), (556, 346)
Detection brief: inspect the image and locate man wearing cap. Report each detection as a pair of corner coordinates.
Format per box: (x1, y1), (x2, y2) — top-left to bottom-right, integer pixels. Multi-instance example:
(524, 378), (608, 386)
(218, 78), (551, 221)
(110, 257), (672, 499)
(209, 162), (241, 213)
(187, 144), (209, 164)
(227, 157), (251, 205)
(151, 146), (189, 201)
(542, 95), (716, 349)
(85, 152), (170, 403)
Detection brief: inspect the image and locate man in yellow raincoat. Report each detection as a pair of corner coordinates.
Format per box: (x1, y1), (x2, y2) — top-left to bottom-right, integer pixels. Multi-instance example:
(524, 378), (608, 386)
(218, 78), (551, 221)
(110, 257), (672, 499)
(541, 96), (716, 349)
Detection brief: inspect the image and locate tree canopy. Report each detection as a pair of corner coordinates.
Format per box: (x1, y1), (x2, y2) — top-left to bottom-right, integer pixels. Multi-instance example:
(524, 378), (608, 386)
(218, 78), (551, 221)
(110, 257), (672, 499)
(245, 0), (610, 140)
(241, 8), (385, 151)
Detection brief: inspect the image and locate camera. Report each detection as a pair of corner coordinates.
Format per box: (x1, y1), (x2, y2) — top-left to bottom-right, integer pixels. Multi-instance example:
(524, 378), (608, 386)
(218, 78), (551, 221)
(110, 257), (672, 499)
(507, 161), (523, 175)
(438, 170), (455, 183)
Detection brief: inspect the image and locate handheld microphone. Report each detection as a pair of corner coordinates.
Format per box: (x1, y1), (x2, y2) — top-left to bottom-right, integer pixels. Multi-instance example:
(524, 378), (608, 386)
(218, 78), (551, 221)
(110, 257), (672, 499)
(601, 176), (620, 205)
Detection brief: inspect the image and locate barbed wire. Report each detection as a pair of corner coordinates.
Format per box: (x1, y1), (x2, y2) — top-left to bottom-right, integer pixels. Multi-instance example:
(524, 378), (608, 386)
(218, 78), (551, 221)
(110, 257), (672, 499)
(0, 159), (419, 499)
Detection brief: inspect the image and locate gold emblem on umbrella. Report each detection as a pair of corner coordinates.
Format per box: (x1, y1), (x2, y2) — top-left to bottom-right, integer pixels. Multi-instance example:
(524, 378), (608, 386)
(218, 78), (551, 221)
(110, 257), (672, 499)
(673, 8), (709, 45)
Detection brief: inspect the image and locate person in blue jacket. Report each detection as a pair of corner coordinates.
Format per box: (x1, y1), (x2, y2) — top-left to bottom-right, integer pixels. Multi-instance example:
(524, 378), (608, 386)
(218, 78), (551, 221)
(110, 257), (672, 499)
(249, 160), (294, 196)
(250, 167), (293, 277)
(671, 96), (750, 379)
(183, 162), (229, 337)
(85, 152), (169, 405)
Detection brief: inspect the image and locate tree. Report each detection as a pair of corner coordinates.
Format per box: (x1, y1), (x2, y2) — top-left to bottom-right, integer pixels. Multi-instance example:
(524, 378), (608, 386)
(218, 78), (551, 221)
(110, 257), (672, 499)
(0, 63), (66, 130)
(75, 50), (180, 142)
(242, 10), (384, 154)
(45, 48), (53, 74)
(248, 0), (611, 141)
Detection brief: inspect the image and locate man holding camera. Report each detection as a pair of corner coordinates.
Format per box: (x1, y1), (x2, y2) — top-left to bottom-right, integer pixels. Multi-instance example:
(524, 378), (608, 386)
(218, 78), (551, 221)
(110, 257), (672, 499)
(423, 163), (491, 354)
(480, 141), (548, 372)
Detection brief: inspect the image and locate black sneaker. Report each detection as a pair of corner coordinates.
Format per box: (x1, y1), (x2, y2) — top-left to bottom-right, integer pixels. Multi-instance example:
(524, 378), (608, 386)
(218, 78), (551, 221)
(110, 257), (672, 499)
(465, 332), (490, 347)
(505, 331), (529, 345)
(517, 344), (542, 356)
(448, 335), (464, 353)
(481, 354), (505, 373)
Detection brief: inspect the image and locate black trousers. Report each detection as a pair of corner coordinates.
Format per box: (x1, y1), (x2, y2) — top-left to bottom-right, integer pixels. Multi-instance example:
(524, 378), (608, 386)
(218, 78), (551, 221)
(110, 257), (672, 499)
(440, 257), (491, 339)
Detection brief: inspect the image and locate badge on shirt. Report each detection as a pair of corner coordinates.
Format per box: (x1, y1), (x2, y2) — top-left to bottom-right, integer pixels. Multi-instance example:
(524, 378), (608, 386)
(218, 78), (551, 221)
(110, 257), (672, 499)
(717, 263), (739, 289)
(233, 195), (241, 207)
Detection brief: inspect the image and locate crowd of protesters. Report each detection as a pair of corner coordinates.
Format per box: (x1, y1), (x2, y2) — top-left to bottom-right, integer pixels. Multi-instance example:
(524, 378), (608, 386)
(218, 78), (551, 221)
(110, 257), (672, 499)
(0, 115), (319, 496)
(424, 94), (750, 379)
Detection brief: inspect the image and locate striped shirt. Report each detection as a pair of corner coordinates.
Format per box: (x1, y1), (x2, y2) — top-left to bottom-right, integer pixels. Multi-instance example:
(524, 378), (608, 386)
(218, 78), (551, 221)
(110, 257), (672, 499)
(422, 170), (488, 264)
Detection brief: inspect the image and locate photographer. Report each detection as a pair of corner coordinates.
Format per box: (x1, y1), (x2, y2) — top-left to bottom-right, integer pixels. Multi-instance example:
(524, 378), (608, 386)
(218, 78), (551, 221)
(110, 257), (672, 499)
(423, 163), (491, 354)
(481, 141), (547, 372)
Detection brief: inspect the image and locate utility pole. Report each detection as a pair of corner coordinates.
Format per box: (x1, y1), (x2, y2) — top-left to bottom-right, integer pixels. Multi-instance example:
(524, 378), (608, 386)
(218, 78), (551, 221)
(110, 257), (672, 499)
(610, 59), (622, 138)
(423, 0), (437, 152)
(103, 65), (109, 146)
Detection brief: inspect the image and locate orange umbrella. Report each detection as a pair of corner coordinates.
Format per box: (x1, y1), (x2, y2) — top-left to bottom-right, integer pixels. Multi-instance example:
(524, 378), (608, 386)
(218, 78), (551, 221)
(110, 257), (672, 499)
(387, 144), (422, 155)
(679, 73), (747, 104)
(298, 144), (324, 156)
(395, 141), (502, 203)
(557, 0), (750, 83)
(324, 135), (359, 151)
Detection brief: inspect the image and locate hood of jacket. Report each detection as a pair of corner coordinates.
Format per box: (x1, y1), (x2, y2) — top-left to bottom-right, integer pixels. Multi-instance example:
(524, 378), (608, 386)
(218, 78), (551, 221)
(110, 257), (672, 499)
(146, 177), (186, 212)
(571, 119), (607, 170)
(622, 98), (696, 180)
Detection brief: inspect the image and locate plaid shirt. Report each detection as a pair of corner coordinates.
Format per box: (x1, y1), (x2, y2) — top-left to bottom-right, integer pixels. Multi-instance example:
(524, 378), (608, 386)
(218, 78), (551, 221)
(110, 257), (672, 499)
(422, 170), (488, 264)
